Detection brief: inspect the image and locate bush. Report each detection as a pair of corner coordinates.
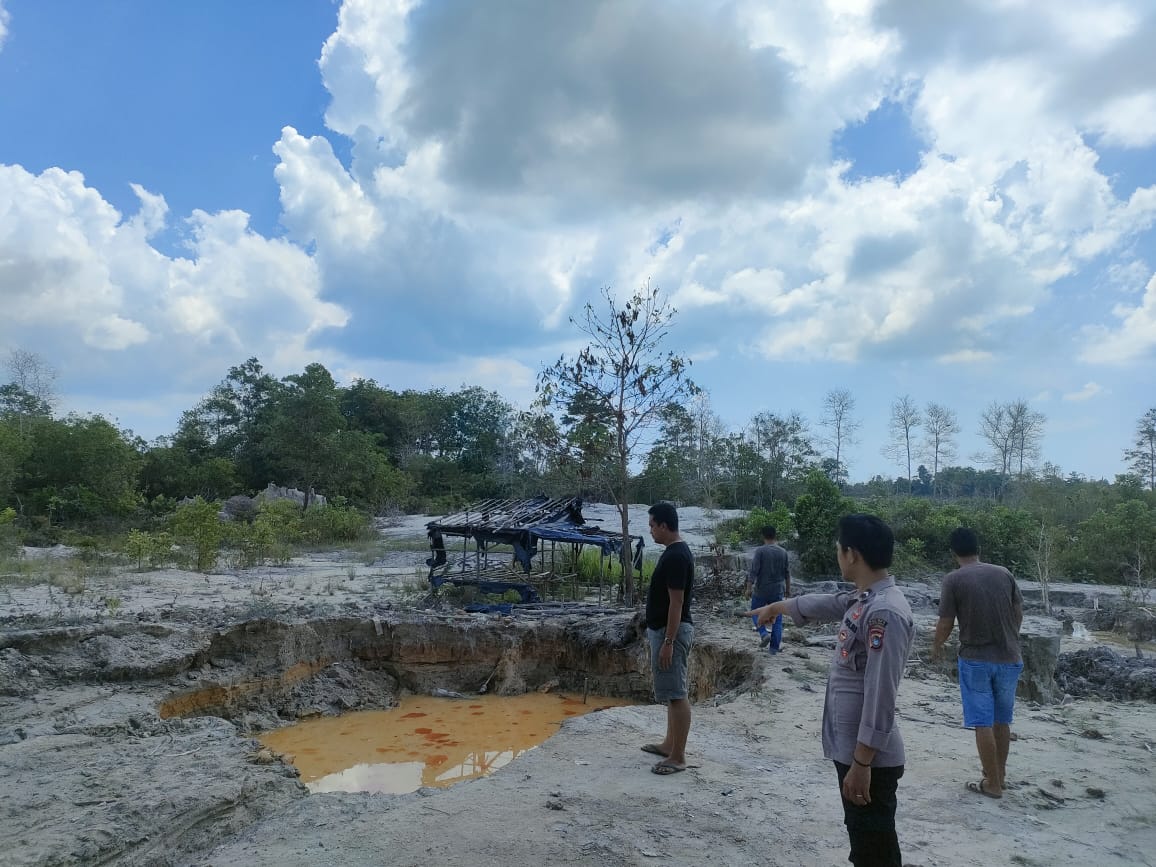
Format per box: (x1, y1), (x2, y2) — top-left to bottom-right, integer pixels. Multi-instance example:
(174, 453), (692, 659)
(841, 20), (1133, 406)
(301, 504), (373, 545)
(167, 497), (225, 572)
(123, 529), (174, 570)
(0, 507), (18, 556)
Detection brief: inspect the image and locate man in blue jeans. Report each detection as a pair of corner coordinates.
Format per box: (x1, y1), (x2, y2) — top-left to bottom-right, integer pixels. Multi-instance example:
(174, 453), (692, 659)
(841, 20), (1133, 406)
(932, 527), (1024, 799)
(745, 526), (790, 653)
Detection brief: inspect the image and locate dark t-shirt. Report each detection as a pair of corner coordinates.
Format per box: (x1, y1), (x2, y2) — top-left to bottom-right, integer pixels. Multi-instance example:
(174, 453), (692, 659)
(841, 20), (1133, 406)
(748, 542), (790, 598)
(939, 561), (1023, 663)
(645, 540), (694, 631)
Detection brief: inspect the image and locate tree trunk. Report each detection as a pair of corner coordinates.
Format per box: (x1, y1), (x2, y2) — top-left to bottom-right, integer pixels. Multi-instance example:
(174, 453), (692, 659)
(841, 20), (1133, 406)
(620, 500), (633, 606)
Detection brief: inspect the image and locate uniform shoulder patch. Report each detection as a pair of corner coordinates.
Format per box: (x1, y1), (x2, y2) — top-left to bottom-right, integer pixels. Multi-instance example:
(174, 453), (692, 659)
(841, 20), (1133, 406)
(867, 619), (886, 651)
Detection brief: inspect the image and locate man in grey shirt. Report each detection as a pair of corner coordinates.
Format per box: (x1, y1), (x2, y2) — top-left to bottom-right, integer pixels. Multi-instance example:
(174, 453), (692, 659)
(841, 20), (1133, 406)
(932, 527), (1023, 799)
(745, 526), (791, 653)
(754, 514), (914, 867)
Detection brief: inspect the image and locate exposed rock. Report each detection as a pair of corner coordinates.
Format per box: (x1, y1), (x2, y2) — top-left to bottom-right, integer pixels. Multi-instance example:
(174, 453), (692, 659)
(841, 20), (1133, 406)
(1019, 626), (1062, 702)
(1056, 646), (1156, 702)
(222, 494), (258, 523)
(1080, 597), (1156, 642)
(258, 483), (328, 509)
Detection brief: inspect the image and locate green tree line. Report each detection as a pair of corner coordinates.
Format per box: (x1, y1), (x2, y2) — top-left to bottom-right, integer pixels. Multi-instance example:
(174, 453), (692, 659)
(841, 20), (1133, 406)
(1, 350), (1153, 588)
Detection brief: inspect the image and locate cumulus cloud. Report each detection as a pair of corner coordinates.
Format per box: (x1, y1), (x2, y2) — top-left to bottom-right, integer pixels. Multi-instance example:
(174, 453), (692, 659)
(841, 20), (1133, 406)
(0, 2), (8, 51)
(0, 164), (347, 400)
(285, 0), (1156, 376)
(4, 0), (1156, 443)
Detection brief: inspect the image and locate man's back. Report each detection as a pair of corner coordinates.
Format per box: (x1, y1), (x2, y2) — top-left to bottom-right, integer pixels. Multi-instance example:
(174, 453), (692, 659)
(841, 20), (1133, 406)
(939, 562), (1022, 664)
(750, 543), (789, 597)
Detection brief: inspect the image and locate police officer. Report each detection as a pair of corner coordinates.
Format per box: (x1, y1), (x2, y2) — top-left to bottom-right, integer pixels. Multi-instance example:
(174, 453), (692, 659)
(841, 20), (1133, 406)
(753, 514), (914, 867)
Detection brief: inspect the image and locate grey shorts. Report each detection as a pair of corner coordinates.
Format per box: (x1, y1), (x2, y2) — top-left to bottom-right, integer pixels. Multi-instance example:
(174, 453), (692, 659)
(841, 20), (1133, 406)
(648, 622), (694, 703)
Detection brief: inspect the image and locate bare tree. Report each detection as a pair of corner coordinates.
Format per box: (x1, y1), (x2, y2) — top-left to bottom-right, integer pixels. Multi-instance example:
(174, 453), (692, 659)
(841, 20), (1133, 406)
(978, 402), (1016, 493)
(1033, 521), (1059, 616)
(1007, 399), (1045, 478)
(883, 395), (921, 493)
(1, 349), (58, 434)
(5, 349), (57, 408)
(820, 388), (860, 486)
(688, 392), (725, 508)
(1125, 407), (1156, 491)
(978, 399), (1045, 494)
(537, 285), (696, 605)
(922, 402), (959, 496)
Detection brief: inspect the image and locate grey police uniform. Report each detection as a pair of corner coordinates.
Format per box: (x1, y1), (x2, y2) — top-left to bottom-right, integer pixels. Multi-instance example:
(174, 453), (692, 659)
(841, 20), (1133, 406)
(785, 576), (915, 767)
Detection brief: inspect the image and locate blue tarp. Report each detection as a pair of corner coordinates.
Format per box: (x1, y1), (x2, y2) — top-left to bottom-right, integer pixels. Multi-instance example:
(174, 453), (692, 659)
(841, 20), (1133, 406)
(426, 496), (644, 578)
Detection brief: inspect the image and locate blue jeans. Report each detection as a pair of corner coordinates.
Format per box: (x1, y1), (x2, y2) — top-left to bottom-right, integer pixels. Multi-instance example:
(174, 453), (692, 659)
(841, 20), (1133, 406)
(751, 591), (783, 651)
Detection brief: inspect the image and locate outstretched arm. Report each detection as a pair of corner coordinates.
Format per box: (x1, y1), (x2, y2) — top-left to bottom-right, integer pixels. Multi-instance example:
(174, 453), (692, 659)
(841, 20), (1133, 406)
(753, 591), (854, 627)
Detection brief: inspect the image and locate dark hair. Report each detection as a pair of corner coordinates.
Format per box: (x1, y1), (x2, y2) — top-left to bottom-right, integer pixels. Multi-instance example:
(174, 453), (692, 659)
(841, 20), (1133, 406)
(949, 527), (980, 557)
(837, 514), (894, 570)
(648, 501), (679, 532)
(761, 525), (777, 540)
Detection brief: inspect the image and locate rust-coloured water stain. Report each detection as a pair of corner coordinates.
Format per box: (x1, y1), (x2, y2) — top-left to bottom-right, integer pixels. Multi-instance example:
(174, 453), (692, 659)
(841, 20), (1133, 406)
(260, 693), (633, 795)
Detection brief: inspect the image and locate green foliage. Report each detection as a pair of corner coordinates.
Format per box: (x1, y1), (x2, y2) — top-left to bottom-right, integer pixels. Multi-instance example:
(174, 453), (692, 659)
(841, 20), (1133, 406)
(744, 504), (794, 544)
(18, 414), (142, 522)
(710, 505), (794, 551)
(1064, 500), (1156, 586)
(3, 354), (1153, 592)
(123, 528), (174, 570)
(0, 506), (17, 555)
(300, 504), (373, 545)
(167, 497), (225, 572)
(577, 547), (655, 583)
(794, 471), (854, 576)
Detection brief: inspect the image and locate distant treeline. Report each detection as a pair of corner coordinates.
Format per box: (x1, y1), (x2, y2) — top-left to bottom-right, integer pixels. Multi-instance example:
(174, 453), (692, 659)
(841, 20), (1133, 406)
(0, 357), (1153, 586)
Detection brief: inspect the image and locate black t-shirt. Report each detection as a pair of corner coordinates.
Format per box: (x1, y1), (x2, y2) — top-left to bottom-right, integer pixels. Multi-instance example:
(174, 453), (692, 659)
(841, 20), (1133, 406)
(645, 540), (694, 630)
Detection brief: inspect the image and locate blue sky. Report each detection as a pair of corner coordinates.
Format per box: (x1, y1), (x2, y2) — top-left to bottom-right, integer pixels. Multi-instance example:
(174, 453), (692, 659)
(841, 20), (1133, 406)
(1, 0), (1154, 484)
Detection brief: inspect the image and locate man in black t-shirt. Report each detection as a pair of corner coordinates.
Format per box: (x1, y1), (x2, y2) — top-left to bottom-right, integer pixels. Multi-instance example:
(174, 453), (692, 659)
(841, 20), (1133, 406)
(640, 501), (695, 775)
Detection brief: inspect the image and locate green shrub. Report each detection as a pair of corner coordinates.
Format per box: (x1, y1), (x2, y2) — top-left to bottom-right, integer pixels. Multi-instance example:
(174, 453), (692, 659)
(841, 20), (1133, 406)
(301, 504), (372, 544)
(122, 528), (174, 569)
(0, 507), (17, 556)
(167, 498), (225, 572)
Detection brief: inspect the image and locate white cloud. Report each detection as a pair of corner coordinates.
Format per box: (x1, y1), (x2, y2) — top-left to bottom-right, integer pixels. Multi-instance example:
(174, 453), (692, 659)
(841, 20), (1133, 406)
(1081, 272), (1156, 363)
(1087, 91), (1156, 149)
(286, 0), (1156, 374)
(5, 0), (1156, 453)
(0, 2), (9, 52)
(1062, 382), (1103, 402)
(0, 164), (347, 396)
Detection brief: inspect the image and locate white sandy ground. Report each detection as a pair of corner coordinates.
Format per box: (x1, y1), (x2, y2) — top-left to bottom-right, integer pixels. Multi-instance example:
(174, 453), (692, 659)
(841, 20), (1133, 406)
(194, 632), (1156, 867)
(1, 505), (1153, 867)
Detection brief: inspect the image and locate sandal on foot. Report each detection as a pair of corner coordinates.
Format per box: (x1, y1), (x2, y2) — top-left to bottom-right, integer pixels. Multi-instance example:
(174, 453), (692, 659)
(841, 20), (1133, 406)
(640, 744), (669, 757)
(966, 780), (1002, 799)
(651, 761), (686, 775)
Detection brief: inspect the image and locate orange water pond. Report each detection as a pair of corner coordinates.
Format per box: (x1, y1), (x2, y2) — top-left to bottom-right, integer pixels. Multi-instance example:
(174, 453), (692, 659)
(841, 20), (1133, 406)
(260, 692), (634, 795)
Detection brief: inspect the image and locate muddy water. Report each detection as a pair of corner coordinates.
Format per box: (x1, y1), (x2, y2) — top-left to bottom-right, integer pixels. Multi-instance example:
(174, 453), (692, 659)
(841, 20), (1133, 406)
(260, 693), (634, 794)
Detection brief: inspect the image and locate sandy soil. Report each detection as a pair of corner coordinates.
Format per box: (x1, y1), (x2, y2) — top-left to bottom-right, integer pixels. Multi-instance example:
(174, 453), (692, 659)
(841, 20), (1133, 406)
(192, 637), (1156, 867)
(1, 506), (1154, 867)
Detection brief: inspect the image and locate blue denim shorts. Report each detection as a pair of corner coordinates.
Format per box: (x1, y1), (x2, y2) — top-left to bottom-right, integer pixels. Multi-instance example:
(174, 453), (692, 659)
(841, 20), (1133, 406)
(958, 658), (1023, 727)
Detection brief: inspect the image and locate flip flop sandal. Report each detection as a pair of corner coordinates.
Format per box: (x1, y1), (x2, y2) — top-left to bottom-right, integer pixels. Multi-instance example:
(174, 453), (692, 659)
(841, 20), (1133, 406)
(640, 744), (669, 757)
(651, 762), (686, 775)
(966, 780), (1002, 799)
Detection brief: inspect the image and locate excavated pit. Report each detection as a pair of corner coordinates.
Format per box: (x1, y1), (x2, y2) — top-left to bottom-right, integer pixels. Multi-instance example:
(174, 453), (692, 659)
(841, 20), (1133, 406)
(0, 611), (758, 867)
(155, 614), (756, 729)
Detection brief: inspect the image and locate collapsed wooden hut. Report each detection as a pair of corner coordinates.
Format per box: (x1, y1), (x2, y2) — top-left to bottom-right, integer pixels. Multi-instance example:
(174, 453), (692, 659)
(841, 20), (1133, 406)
(425, 495), (644, 607)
